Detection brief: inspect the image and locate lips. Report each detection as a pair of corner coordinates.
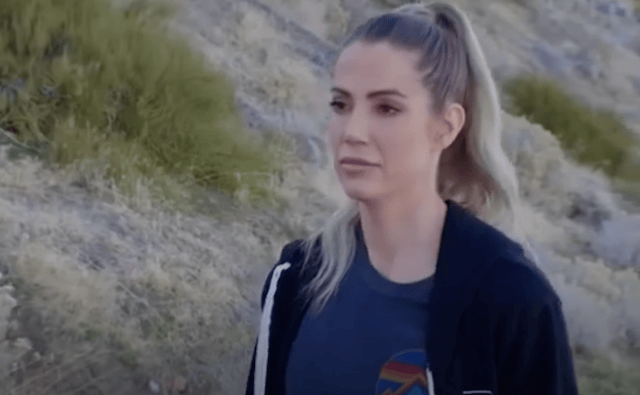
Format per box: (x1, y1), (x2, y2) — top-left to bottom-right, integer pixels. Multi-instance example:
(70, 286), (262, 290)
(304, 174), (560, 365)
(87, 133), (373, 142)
(339, 157), (379, 166)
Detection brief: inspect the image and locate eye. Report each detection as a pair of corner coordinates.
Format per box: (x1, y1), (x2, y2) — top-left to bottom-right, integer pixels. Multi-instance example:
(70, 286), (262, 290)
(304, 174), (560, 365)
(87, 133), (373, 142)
(377, 103), (399, 116)
(330, 100), (347, 113)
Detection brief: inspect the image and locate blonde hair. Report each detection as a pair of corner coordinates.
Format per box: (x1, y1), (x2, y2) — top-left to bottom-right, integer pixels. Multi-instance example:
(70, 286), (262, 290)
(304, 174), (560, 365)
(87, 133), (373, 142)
(300, 1), (533, 315)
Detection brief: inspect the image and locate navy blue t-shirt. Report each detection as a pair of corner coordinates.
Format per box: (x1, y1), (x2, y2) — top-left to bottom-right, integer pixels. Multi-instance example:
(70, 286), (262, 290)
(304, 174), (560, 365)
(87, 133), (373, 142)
(286, 225), (435, 394)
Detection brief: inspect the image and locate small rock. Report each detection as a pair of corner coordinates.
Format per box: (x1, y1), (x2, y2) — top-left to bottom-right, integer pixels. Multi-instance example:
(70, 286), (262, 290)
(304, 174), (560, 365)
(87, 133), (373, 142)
(531, 42), (570, 76)
(1, 287), (17, 307)
(12, 337), (32, 351)
(149, 379), (160, 393)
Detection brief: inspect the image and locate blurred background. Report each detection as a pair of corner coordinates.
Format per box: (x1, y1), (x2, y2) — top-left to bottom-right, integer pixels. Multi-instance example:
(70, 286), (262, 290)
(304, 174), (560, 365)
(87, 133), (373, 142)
(0, 0), (639, 393)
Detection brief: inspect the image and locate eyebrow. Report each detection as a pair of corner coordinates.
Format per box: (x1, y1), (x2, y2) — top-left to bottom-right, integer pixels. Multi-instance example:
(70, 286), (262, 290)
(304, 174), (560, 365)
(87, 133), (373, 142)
(331, 87), (407, 99)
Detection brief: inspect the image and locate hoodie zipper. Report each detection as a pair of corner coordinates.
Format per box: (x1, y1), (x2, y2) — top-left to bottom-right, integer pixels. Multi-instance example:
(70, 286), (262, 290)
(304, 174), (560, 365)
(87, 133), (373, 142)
(255, 262), (291, 395)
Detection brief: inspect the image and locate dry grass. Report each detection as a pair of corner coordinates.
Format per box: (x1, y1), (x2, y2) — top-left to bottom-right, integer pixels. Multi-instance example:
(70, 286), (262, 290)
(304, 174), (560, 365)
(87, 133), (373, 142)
(574, 348), (640, 395)
(0, 150), (314, 394)
(232, 2), (333, 116)
(501, 112), (640, 362)
(260, 0), (351, 43)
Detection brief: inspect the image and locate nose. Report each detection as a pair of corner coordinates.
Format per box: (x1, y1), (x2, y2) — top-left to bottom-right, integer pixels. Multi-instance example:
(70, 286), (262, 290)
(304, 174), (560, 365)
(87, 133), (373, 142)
(342, 106), (369, 144)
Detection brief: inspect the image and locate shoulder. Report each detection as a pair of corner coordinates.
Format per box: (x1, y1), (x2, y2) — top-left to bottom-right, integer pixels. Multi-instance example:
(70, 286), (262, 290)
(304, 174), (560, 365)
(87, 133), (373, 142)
(480, 246), (560, 310)
(258, 239), (308, 306)
(450, 203), (559, 307)
(263, 239), (307, 280)
(446, 200), (524, 265)
(450, 206), (558, 308)
(279, 238), (308, 265)
(261, 238), (318, 288)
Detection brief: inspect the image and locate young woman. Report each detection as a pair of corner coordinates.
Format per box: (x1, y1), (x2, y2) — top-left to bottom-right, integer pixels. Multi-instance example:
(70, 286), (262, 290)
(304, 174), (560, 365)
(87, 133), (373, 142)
(245, 2), (579, 395)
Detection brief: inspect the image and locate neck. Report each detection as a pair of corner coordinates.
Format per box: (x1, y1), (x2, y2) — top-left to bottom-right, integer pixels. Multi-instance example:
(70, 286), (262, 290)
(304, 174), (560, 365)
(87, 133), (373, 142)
(358, 186), (447, 270)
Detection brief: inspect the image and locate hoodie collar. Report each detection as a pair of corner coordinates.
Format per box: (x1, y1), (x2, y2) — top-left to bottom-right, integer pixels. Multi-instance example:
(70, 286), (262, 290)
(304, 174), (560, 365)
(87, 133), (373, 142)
(348, 199), (506, 315)
(353, 199), (503, 302)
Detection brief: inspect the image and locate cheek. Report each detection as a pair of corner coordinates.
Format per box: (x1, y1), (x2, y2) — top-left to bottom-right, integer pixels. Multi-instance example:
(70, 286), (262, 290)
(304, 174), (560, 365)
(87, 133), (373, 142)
(327, 119), (342, 156)
(383, 119), (421, 151)
(380, 126), (430, 172)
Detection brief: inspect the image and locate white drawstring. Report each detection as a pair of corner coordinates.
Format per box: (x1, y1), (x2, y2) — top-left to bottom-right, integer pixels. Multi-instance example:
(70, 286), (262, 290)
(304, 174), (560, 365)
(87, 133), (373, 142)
(427, 367), (436, 395)
(255, 262), (291, 395)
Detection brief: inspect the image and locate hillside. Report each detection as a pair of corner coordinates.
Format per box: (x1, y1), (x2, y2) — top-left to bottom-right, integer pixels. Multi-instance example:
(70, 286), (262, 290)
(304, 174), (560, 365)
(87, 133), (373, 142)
(0, 0), (639, 394)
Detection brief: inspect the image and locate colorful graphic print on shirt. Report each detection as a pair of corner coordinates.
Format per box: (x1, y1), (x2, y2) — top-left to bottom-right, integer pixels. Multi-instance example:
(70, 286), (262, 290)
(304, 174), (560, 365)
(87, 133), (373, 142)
(376, 349), (429, 395)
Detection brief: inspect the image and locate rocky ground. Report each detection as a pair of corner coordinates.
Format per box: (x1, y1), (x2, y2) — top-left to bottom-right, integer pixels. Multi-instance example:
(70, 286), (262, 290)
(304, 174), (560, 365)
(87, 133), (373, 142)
(1, 0), (640, 394)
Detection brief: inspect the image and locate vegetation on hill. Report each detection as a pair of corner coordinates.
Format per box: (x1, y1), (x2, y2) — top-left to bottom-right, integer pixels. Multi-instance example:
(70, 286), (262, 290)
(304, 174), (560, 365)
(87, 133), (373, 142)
(574, 348), (640, 395)
(0, 0), (639, 393)
(0, 0), (299, 393)
(502, 74), (640, 200)
(0, 0), (292, 213)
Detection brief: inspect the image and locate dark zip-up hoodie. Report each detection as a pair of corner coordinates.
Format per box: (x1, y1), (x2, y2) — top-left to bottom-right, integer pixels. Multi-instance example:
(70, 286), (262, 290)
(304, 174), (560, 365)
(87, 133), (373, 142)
(245, 200), (580, 395)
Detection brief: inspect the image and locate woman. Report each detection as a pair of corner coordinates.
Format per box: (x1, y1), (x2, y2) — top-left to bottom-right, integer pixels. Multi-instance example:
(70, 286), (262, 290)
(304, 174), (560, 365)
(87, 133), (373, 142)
(245, 2), (579, 395)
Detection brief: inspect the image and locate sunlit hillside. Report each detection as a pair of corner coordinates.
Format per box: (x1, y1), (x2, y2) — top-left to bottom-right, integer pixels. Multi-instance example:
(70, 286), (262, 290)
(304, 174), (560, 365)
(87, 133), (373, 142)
(0, 0), (639, 394)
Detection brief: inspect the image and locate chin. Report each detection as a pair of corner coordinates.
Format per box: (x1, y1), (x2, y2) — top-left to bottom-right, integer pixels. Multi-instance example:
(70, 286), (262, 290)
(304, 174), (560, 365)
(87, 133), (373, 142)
(340, 181), (382, 202)
(335, 164), (385, 202)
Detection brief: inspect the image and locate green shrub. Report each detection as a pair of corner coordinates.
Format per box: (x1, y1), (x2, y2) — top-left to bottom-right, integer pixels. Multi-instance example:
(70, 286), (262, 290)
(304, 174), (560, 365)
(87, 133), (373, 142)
(502, 74), (640, 192)
(0, 0), (288, 208)
(118, 347), (139, 370)
(574, 350), (640, 395)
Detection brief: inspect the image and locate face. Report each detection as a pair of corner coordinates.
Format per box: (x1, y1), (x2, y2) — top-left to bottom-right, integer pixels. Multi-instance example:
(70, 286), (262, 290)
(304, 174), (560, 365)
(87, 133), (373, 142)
(328, 41), (452, 203)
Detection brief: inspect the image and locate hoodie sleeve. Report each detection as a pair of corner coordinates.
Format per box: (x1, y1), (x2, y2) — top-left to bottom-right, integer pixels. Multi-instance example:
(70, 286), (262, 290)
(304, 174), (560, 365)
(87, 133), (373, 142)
(497, 295), (580, 395)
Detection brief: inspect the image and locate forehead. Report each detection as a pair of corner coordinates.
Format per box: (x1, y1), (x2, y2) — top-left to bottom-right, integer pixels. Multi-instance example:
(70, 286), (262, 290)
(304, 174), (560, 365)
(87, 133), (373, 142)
(332, 41), (424, 96)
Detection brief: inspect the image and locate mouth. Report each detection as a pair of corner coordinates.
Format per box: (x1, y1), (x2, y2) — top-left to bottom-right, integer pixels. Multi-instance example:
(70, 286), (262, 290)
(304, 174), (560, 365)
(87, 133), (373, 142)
(339, 158), (379, 167)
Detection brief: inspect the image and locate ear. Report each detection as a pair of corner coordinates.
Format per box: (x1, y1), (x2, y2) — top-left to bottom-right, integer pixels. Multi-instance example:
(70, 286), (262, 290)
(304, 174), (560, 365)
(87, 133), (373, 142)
(439, 102), (465, 150)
